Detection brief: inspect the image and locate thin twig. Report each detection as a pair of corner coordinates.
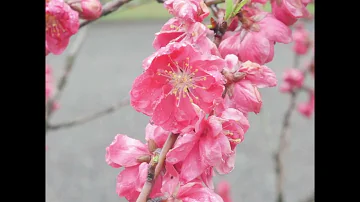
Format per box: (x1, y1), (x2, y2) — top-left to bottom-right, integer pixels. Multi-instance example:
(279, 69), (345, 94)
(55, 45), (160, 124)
(137, 151), (159, 202)
(274, 55), (301, 202)
(274, 90), (297, 202)
(46, 98), (130, 132)
(80, 0), (133, 28)
(136, 133), (179, 202)
(46, 27), (88, 119)
(205, 0), (225, 6)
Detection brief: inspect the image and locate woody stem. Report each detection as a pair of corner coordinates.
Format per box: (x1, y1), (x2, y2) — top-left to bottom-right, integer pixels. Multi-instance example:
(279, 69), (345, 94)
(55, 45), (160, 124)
(136, 133), (179, 202)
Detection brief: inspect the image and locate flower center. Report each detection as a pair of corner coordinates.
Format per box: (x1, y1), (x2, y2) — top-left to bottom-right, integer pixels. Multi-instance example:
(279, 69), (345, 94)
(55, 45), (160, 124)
(223, 129), (242, 144)
(46, 14), (66, 38)
(157, 56), (207, 106)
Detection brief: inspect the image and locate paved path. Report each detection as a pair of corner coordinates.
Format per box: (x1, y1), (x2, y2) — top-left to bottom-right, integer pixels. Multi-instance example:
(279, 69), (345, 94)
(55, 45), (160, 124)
(46, 20), (314, 202)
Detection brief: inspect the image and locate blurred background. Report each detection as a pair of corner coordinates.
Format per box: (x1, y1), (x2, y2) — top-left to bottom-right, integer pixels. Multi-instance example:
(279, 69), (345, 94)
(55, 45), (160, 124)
(46, 1), (314, 202)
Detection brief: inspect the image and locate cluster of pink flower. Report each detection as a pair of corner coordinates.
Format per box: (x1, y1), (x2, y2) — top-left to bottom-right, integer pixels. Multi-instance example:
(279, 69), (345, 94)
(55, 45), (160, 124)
(280, 21), (314, 118)
(45, 0), (102, 113)
(45, 0), (102, 56)
(105, 0), (311, 201)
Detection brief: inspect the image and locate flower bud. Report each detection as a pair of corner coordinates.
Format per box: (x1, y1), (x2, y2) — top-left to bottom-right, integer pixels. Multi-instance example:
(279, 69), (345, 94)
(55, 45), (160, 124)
(136, 155), (151, 163)
(147, 139), (158, 153)
(66, 0), (102, 20)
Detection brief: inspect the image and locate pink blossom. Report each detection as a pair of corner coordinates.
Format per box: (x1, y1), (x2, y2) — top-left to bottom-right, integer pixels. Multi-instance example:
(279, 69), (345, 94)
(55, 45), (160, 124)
(130, 42), (225, 133)
(297, 90), (314, 118)
(152, 18), (219, 56)
(105, 134), (151, 168)
(219, 12), (292, 65)
(46, 0), (79, 55)
(292, 22), (312, 55)
(279, 68), (304, 93)
(145, 123), (169, 148)
(201, 167), (215, 189)
(115, 162), (147, 201)
(159, 163), (224, 202)
(222, 54), (277, 114)
(166, 106), (249, 181)
(67, 0), (102, 20)
(116, 162), (162, 201)
(210, 108), (249, 174)
(216, 181), (232, 202)
(164, 0), (210, 23)
(106, 134), (162, 200)
(271, 0), (310, 26)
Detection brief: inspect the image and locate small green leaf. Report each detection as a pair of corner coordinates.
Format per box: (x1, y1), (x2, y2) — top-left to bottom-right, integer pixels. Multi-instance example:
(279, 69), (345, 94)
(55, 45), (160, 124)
(233, 0), (249, 16)
(224, 0), (234, 21)
(153, 155), (159, 163)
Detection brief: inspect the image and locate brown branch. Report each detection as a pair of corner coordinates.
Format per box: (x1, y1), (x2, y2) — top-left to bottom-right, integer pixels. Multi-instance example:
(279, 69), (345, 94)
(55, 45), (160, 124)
(46, 98), (130, 132)
(205, 0), (225, 6)
(46, 27), (88, 120)
(79, 0), (133, 28)
(136, 133), (179, 202)
(274, 90), (298, 202)
(274, 54), (302, 202)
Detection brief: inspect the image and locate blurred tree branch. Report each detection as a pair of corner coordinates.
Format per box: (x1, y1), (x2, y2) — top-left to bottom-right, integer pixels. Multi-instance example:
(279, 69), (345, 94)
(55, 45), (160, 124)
(46, 26), (130, 134)
(274, 56), (313, 202)
(80, 0), (134, 28)
(46, 27), (88, 120)
(46, 97), (130, 132)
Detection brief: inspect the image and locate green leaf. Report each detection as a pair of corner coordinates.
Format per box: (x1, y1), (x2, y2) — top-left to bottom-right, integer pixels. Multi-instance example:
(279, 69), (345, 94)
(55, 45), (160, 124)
(233, 0), (249, 16)
(224, 0), (234, 21)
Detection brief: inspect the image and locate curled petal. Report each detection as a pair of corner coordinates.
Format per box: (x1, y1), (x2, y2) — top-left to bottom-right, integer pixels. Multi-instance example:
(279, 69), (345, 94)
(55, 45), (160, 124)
(239, 61), (277, 88)
(225, 81), (263, 114)
(166, 133), (199, 164)
(106, 134), (150, 168)
(180, 142), (208, 183)
(178, 186), (224, 202)
(161, 162), (180, 196)
(116, 164), (144, 201)
(201, 167), (215, 190)
(145, 123), (169, 148)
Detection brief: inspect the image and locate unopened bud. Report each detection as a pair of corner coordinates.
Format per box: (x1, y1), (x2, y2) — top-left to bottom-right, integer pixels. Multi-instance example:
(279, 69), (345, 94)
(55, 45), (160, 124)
(137, 155), (151, 163)
(222, 69), (246, 85)
(147, 139), (158, 153)
(233, 72), (246, 82)
(66, 0), (102, 20)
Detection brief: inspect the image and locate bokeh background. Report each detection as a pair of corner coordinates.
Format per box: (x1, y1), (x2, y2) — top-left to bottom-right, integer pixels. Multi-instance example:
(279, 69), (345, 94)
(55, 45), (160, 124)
(46, 1), (314, 202)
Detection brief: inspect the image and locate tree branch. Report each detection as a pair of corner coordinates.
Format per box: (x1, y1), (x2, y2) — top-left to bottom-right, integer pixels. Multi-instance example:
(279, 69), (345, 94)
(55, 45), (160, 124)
(46, 27), (88, 119)
(274, 90), (298, 202)
(274, 54), (303, 202)
(80, 0), (133, 28)
(205, 0), (225, 6)
(46, 98), (130, 132)
(136, 133), (179, 202)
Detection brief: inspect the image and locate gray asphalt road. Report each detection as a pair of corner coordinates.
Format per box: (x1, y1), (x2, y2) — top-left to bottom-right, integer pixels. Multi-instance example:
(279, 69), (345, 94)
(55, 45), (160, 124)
(46, 20), (314, 202)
